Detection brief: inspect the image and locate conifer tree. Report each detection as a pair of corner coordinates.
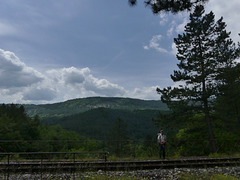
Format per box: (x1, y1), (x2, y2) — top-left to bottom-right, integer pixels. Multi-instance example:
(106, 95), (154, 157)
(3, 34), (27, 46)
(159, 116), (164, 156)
(157, 5), (239, 153)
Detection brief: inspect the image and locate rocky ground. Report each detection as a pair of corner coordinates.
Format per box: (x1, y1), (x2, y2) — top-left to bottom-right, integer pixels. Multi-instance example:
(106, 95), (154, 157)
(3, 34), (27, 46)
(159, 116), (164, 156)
(1, 166), (240, 179)
(81, 166), (240, 179)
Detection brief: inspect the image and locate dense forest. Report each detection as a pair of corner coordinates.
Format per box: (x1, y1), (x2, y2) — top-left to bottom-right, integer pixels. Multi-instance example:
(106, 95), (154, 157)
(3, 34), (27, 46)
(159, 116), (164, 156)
(0, 103), (163, 158)
(0, 104), (83, 152)
(42, 107), (161, 141)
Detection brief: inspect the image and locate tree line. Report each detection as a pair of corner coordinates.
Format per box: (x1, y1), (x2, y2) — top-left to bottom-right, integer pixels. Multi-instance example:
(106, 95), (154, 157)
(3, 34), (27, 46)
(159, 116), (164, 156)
(0, 104), (95, 153)
(0, 104), (158, 158)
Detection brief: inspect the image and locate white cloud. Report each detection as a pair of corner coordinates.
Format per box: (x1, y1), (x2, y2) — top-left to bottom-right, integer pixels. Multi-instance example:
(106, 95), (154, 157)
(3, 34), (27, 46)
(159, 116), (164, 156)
(175, 18), (188, 34)
(167, 26), (174, 37)
(143, 46), (149, 50)
(144, 35), (168, 53)
(205, 0), (240, 42)
(47, 67), (89, 86)
(0, 49), (131, 104)
(84, 77), (125, 97)
(159, 13), (168, 26)
(23, 88), (56, 101)
(0, 48), (163, 103)
(126, 86), (160, 100)
(0, 49), (43, 88)
(171, 43), (177, 55)
(47, 67), (126, 97)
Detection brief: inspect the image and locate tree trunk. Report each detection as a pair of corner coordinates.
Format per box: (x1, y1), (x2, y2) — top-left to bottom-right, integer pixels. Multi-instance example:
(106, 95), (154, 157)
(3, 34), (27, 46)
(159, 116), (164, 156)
(204, 103), (217, 153)
(198, 34), (217, 154)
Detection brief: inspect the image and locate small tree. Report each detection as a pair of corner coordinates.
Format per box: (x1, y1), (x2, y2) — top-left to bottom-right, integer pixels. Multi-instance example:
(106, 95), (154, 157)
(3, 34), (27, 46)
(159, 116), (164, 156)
(107, 118), (130, 157)
(157, 5), (239, 153)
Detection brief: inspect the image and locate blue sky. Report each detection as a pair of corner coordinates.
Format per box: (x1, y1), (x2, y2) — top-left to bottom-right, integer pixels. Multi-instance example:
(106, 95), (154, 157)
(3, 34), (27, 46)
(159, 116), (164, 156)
(0, 0), (239, 104)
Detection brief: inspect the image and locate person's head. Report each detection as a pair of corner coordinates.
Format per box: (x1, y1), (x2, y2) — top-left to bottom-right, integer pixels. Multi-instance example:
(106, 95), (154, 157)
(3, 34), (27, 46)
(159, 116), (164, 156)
(160, 130), (164, 134)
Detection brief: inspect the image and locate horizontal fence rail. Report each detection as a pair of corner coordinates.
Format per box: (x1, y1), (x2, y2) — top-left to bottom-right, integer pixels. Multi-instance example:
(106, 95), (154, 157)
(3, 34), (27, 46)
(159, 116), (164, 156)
(0, 151), (109, 176)
(0, 155), (239, 173)
(0, 151), (109, 164)
(0, 139), (239, 158)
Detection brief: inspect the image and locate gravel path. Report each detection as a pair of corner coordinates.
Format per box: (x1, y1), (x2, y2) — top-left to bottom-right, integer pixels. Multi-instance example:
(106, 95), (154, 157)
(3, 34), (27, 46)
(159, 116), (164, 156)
(1, 166), (240, 179)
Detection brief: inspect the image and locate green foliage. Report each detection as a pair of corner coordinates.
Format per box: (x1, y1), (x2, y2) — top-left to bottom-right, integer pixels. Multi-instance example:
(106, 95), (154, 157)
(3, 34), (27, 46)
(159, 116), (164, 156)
(175, 114), (211, 156)
(134, 135), (158, 158)
(106, 118), (130, 157)
(0, 104), (100, 153)
(215, 64), (240, 135)
(142, 135), (157, 157)
(0, 104), (41, 152)
(173, 113), (240, 156)
(43, 107), (161, 142)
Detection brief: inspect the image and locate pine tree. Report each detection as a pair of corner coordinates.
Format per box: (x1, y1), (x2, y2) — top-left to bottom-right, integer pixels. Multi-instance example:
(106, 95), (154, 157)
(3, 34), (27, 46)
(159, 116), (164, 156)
(129, 0), (209, 14)
(157, 5), (239, 153)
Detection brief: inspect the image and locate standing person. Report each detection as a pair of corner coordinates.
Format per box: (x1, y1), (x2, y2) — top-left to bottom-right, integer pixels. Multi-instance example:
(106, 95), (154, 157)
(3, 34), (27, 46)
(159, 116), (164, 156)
(157, 130), (167, 159)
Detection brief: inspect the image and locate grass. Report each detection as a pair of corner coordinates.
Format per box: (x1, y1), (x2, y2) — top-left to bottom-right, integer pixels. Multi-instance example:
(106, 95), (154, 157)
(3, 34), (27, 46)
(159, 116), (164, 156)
(179, 173), (239, 180)
(209, 152), (240, 158)
(107, 155), (160, 161)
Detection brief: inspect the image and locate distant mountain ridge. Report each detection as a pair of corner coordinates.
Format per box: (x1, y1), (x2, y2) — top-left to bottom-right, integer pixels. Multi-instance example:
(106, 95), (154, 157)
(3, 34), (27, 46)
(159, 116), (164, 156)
(24, 97), (168, 118)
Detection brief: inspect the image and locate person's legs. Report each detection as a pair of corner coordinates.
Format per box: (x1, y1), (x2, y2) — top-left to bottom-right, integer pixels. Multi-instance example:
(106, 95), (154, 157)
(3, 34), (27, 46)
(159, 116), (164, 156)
(158, 143), (162, 158)
(162, 145), (165, 159)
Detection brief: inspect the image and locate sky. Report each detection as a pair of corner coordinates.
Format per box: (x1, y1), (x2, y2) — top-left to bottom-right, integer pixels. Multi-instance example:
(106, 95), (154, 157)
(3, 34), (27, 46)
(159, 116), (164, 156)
(0, 0), (239, 104)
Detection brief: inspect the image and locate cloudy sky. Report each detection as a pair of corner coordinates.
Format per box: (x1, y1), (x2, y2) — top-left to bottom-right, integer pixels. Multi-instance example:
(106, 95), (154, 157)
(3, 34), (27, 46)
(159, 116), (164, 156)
(0, 0), (239, 104)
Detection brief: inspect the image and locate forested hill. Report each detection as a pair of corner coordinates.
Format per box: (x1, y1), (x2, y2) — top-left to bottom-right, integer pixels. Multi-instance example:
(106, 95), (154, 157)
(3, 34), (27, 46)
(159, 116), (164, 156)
(24, 97), (168, 119)
(43, 108), (161, 140)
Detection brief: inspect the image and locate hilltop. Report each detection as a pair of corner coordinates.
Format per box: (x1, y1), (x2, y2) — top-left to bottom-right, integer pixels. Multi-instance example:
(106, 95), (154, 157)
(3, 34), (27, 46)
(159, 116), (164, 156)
(24, 97), (168, 119)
